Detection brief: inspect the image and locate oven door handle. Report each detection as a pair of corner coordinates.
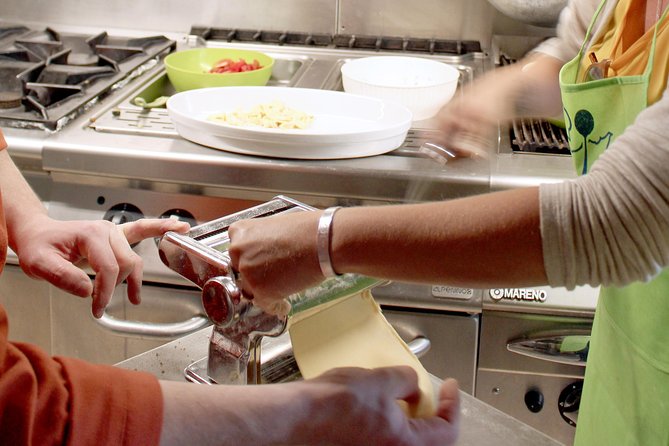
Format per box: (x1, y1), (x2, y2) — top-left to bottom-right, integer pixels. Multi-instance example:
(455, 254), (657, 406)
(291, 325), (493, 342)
(95, 311), (210, 339)
(507, 331), (590, 366)
(407, 336), (431, 358)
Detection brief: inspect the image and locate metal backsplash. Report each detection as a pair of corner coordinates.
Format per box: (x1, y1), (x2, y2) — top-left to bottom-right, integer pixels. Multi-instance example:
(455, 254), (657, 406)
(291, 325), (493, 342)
(339, 0), (495, 42)
(1, 0), (555, 51)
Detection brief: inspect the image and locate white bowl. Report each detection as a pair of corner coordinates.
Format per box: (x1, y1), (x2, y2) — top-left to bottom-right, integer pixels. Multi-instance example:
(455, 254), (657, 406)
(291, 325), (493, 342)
(341, 56), (460, 121)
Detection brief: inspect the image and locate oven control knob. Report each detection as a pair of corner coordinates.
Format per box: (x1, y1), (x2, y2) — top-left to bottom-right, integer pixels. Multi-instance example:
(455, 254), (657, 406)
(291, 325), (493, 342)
(558, 381), (583, 427)
(524, 388), (544, 413)
(103, 203), (144, 225)
(159, 208), (197, 227)
(103, 204), (144, 248)
(155, 209), (197, 247)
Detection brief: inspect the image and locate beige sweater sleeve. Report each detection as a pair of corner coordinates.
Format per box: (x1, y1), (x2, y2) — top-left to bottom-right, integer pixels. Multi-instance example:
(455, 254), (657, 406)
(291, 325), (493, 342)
(540, 88), (669, 289)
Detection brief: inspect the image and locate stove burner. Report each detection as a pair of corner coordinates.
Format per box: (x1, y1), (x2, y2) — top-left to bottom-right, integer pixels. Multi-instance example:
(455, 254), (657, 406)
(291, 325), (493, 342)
(0, 24), (176, 131)
(0, 91), (22, 109)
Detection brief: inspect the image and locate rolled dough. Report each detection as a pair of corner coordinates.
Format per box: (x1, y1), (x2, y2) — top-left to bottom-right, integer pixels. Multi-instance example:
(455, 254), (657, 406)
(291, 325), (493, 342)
(288, 290), (436, 418)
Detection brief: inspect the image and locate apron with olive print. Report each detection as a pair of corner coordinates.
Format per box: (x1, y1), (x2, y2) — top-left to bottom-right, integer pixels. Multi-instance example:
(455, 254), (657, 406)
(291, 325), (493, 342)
(559, 0), (669, 444)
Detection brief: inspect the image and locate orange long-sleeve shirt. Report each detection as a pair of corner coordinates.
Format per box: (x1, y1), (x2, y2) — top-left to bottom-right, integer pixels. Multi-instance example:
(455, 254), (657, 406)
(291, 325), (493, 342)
(0, 130), (163, 445)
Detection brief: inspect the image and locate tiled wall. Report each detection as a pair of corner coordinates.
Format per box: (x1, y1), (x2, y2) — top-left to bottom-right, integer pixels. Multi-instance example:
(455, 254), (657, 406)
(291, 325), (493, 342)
(1, 0), (554, 50)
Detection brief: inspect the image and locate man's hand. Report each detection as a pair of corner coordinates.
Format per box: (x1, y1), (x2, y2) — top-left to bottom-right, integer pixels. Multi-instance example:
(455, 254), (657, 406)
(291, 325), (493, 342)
(159, 365), (460, 446)
(300, 366), (460, 445)
(14, 216), (190, 317)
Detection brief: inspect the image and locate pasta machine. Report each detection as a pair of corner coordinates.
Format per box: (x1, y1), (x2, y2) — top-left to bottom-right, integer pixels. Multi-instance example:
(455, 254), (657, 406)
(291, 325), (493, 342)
(158, 195), (382, 385)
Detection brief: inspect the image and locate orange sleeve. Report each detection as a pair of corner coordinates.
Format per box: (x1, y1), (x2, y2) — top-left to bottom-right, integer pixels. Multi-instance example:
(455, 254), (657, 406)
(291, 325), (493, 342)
(1, 129), (7, 272)
(1, 127), (161, 444)
(0, 305), (164, 445)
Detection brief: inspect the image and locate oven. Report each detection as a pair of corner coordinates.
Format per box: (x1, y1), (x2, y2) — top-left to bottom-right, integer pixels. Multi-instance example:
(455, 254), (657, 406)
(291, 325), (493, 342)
(476, 285), (598, 445)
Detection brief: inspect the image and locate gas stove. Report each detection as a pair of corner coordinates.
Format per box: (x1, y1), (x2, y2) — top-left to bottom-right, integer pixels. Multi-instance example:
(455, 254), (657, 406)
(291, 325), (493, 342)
(0, 22), (175, 131)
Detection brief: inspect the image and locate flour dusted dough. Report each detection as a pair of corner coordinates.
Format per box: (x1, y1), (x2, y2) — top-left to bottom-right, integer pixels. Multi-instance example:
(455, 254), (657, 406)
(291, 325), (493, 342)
(288, 290), (436, 418)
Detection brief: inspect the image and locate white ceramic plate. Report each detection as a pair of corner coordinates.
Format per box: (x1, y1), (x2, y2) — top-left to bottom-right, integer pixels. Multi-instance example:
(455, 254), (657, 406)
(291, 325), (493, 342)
(166, 86), (412, 159)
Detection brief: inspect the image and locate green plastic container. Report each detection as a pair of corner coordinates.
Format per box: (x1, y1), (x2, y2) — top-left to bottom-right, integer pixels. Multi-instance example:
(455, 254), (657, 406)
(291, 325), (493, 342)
(164, 48), (274, 92)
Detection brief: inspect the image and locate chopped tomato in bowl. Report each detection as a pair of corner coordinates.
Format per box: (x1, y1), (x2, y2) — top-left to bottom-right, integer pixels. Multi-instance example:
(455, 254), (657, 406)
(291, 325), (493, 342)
(209, 58), (263, 74)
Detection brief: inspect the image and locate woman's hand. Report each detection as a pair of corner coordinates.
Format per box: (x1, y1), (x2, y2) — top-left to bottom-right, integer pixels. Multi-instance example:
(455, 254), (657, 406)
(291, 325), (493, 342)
(435, 54), (564, 158)
(13, 215), (190, 317)
(227, 211), (324, 314)
(435, 67), (520, 159)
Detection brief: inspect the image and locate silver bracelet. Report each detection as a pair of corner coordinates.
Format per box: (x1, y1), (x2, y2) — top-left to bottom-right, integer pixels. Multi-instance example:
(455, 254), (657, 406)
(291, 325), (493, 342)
(317, 206), (341, 278)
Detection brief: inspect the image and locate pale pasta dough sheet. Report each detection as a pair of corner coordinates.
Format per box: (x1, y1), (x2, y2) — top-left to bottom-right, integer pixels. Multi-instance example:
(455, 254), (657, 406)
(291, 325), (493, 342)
(288, 290), (436, 418)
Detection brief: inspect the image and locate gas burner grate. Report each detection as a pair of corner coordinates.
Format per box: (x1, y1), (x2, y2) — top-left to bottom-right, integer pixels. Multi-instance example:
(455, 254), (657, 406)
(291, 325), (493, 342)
(0, 49), (31, 61)
(498, 57), (571, 155)
(190, 26), (333, 47)
(333, 34), (481, 55)
(188, 26), (482, 56)
(0, 24), (176, 131)
(0, 25), (29, 41)
(25, 83), (83, 112)
(510, 118), (570, 155)
(15, 39), (63, 60)
(36, 64), (116, 85)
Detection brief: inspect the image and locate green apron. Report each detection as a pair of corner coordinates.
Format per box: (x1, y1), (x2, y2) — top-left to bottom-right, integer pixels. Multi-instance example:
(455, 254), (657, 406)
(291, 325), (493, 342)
(559, 1), (669, 444)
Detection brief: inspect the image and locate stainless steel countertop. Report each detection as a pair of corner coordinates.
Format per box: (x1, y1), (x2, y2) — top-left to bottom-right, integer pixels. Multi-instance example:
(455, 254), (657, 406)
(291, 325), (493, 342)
(116, 327), (562, 446)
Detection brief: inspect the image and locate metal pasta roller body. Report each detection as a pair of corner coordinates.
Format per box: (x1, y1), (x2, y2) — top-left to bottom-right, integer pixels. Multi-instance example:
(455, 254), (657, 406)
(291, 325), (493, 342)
(158, 195), (383, 385)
